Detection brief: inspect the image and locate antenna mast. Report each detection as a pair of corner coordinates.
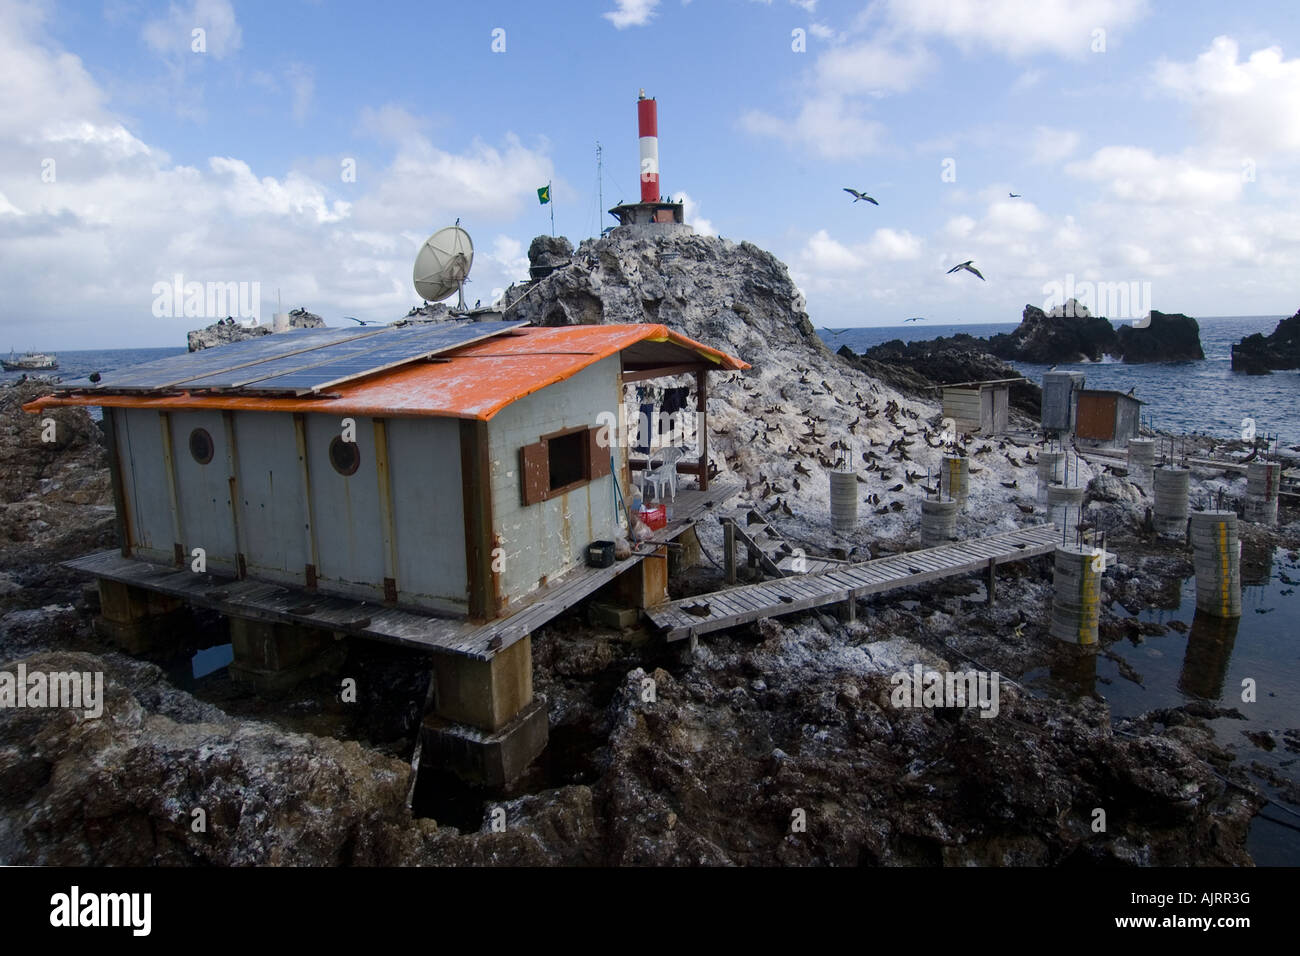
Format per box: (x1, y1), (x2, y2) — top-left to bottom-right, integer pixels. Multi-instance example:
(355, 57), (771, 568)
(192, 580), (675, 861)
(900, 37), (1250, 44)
(596, 141), (603, 229)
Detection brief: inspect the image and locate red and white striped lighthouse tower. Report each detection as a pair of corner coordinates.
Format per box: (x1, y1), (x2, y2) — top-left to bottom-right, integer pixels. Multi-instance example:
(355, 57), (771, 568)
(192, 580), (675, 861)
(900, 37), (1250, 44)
(637, 89), (659, 203)
(607, 89), (687, 232)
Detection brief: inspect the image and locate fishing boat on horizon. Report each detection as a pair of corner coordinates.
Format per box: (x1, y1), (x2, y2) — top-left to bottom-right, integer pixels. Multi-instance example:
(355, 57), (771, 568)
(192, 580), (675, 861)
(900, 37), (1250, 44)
(2, 349), (58, 371)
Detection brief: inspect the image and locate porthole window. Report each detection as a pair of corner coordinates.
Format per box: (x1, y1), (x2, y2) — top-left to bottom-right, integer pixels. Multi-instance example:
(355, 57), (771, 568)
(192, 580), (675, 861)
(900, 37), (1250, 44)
(329, 435), (360, 476)
(189, 428), (214, 465)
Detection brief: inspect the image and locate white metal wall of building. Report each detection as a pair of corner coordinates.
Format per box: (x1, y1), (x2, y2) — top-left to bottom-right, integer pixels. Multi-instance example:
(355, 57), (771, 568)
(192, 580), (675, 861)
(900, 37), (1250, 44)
(488, 355), (625, 607)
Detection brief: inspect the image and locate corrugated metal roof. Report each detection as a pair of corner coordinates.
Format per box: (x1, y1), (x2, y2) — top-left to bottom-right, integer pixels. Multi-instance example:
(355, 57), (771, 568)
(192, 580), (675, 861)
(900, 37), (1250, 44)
(26, 324), (749, 422)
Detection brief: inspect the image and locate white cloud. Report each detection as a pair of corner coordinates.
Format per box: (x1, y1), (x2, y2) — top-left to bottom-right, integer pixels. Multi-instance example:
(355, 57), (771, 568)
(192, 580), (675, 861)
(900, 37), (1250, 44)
(1029, 126), (1081, 164)
(741, 95), (888, 160)
(1155, 36), (1300, 157)
(677, 191), (715, 236)
(881, 0), (1148, 59)
(604, 0), (659, 29)
(286, 63), (314, 125)
(1011, 68), (1043, 92)
(1066, 146), (1243, 204)
(142, 0), (242, 60)
(814, 41), (934, 97)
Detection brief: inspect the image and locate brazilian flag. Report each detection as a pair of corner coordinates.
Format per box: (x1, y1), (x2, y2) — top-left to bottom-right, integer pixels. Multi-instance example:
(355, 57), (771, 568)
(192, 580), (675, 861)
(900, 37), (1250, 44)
(537, 184), (551, 205)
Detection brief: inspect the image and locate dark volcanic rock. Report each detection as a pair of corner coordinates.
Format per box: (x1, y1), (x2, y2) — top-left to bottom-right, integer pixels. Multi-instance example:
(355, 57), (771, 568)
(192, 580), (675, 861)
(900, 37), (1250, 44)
(528, 235), (575, 269)
(186, 307), (324, 352)
(842, 334), (1042, 416)
(988, 303), (1118, 364)
(1114, 311), (1204, 363)
(1231, 308), (1300, 374)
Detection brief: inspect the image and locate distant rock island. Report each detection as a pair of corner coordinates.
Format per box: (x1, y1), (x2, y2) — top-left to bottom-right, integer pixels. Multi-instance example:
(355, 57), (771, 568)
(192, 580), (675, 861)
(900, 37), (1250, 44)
(985, 301), (1204, 365)
(1231, 308), (1300, 374)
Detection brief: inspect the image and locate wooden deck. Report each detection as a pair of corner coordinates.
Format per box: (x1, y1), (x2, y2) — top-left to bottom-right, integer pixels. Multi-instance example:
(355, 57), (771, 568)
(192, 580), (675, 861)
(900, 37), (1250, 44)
(65, 475), (744, 662)
(646, 523), (1062, 642)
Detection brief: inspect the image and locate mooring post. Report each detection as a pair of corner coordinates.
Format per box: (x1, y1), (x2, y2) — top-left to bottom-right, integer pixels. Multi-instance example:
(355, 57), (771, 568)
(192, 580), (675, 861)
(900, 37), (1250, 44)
(986, 557), (997, 606)
(723, 518), (737, 585)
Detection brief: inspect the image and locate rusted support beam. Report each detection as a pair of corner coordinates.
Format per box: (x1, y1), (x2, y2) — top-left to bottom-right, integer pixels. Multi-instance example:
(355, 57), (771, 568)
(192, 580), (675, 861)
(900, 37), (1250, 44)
(373, 417), (400, 604)
(695, 368), (709, 492)
(460, 419), (496, 621)
(157, 411), (184, 566)
(100, 408), (132, 557)
(293, 413), (320, 589)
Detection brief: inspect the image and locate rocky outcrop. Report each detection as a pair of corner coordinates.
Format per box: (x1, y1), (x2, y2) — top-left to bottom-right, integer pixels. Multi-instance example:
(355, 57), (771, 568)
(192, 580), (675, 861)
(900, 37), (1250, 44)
(1114, 311), (1204, 363)
(988, 302), (1118, 364)
(1, 382), (112, 556)
(1231, 309), (1300, 374)
(840, 334), (1042, 416)
(186, 307), (325, 351)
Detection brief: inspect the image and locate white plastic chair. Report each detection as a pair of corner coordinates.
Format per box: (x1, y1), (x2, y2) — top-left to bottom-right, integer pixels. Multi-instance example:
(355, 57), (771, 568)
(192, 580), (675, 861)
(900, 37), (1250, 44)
(645, 446), (686, 502)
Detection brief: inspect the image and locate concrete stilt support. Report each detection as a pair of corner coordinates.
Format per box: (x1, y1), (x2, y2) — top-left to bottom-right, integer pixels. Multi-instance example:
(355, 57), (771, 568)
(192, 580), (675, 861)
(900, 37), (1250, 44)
(1046, 484), (1085, 533)
(941, 456), (970, 510)
(1037, 451), (1066, 506)
(920, 497), (959, 548)
(1153, 467), (1190, 539)
(227, 617), (346, 693)
(1127, 439), (1155, 491)
(1190, 511), (1242, 619)
(421, 635), (547, 787)
(1050, 546), (1101, 645)
(1243, 461), (1280, 526)
(829, 470), (858, 533)
(95, 578), (185, 655)
(986, 558), (997, 606)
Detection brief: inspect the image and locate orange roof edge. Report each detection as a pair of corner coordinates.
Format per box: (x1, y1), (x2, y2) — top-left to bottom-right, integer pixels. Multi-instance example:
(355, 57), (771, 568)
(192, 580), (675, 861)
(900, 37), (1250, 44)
(21, 323), (749, 420)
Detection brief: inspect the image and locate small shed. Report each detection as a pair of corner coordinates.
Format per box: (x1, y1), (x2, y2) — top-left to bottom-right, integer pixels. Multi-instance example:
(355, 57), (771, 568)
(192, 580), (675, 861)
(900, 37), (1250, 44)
(940, 379), (1015, 435)
(1073, 388), (1144, 449)
(1041, 370), (1086, 433)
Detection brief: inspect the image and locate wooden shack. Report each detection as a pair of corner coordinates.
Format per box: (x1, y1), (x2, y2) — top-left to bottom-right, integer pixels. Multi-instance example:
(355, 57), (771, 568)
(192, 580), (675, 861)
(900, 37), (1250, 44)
(940, 379), (1014, 435)
(1073, 388), (1144, 449)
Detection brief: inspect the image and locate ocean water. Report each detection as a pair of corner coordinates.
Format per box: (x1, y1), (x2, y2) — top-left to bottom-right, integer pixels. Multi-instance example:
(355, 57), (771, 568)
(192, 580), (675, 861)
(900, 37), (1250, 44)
(1, 347), (186, 420)
(821, 315), (1299, 448)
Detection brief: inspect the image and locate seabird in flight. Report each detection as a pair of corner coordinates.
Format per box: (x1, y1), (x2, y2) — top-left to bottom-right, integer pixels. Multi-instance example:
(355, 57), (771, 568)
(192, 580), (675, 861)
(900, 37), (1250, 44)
(843, 188), (879, 205)
(947, 260), (985, 280)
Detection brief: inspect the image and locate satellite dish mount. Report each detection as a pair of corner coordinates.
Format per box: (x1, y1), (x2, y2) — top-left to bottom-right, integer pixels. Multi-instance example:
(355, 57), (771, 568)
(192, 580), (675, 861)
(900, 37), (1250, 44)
(413, 224), (475, 314)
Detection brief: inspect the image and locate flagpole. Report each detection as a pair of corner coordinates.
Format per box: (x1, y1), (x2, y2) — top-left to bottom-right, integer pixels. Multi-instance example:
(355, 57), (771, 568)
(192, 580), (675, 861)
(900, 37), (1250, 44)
(549, 180), (555, 237)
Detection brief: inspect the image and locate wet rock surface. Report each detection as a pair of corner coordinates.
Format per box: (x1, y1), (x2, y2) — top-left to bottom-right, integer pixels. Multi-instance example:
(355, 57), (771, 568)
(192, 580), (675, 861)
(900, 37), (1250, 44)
(988, 302), (1118, 364)
(1114, 311), (1205, 363)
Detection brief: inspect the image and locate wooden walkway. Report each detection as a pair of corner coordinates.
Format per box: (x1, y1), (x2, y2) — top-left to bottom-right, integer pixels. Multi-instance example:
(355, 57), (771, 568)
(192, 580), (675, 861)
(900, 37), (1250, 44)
(646, 523), (1062, 642)
(726, 507), (848, 577)
(66, 475), (743, 662)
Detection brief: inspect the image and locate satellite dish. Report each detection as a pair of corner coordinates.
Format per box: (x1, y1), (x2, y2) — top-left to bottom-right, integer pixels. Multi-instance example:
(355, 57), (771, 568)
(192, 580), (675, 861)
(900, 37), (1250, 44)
(413, 225), (474, 309)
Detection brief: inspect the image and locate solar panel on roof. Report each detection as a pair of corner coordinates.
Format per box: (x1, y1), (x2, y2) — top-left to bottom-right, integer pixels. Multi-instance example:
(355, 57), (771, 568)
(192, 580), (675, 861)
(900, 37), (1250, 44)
(53, 320), (528, 398)
(53, 327), (373, 393)
(242, 320), (528, 394)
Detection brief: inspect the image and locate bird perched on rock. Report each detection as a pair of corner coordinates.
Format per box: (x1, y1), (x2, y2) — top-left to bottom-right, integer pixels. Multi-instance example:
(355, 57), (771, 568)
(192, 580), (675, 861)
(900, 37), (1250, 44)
(947, 260), (985, 280)
(843, 188), (878, 205)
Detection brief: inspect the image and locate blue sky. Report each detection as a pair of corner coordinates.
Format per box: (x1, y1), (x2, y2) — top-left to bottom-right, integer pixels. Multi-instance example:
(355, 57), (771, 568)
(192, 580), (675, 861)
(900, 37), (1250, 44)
(2, 0), (1299, 348)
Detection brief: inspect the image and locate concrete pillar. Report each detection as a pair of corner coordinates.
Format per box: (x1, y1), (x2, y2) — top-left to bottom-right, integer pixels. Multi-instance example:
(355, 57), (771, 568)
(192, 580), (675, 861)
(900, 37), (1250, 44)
(1047, 483), (1085, 533)
(95, 578), (185, 655)
(941, 456), (970, 510)
(829, 470), (858, 533)
(919, 497), (959, 548)
(1127, 439), (1155, 491)
(1153, 467), (1190, 539)
(1243, 461), (1280, 526)
(1037, 451), (1065, 505)
(422, 635), (548, 787)
(1050, 546), (1101, 645)
(1190, 511), (1242, 619)
(227, 617), (346, 693)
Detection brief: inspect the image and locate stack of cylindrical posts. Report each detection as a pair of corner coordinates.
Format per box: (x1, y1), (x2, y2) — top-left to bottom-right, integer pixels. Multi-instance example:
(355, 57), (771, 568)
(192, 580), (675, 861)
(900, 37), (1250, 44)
(829, 471), (858, 533)
(1037, 451), (1066, 506)
(941, 455), (969, 509)
(1126, 438), (1155, 490)
(1190, 511), (1242, 618)
(1243, 461), (1280, 526)
(1050, 546), (1101, 645)
(1047, 483), (1085, 532)
(920, 497), (959, 548)
(1153, 467), (1190, 538)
